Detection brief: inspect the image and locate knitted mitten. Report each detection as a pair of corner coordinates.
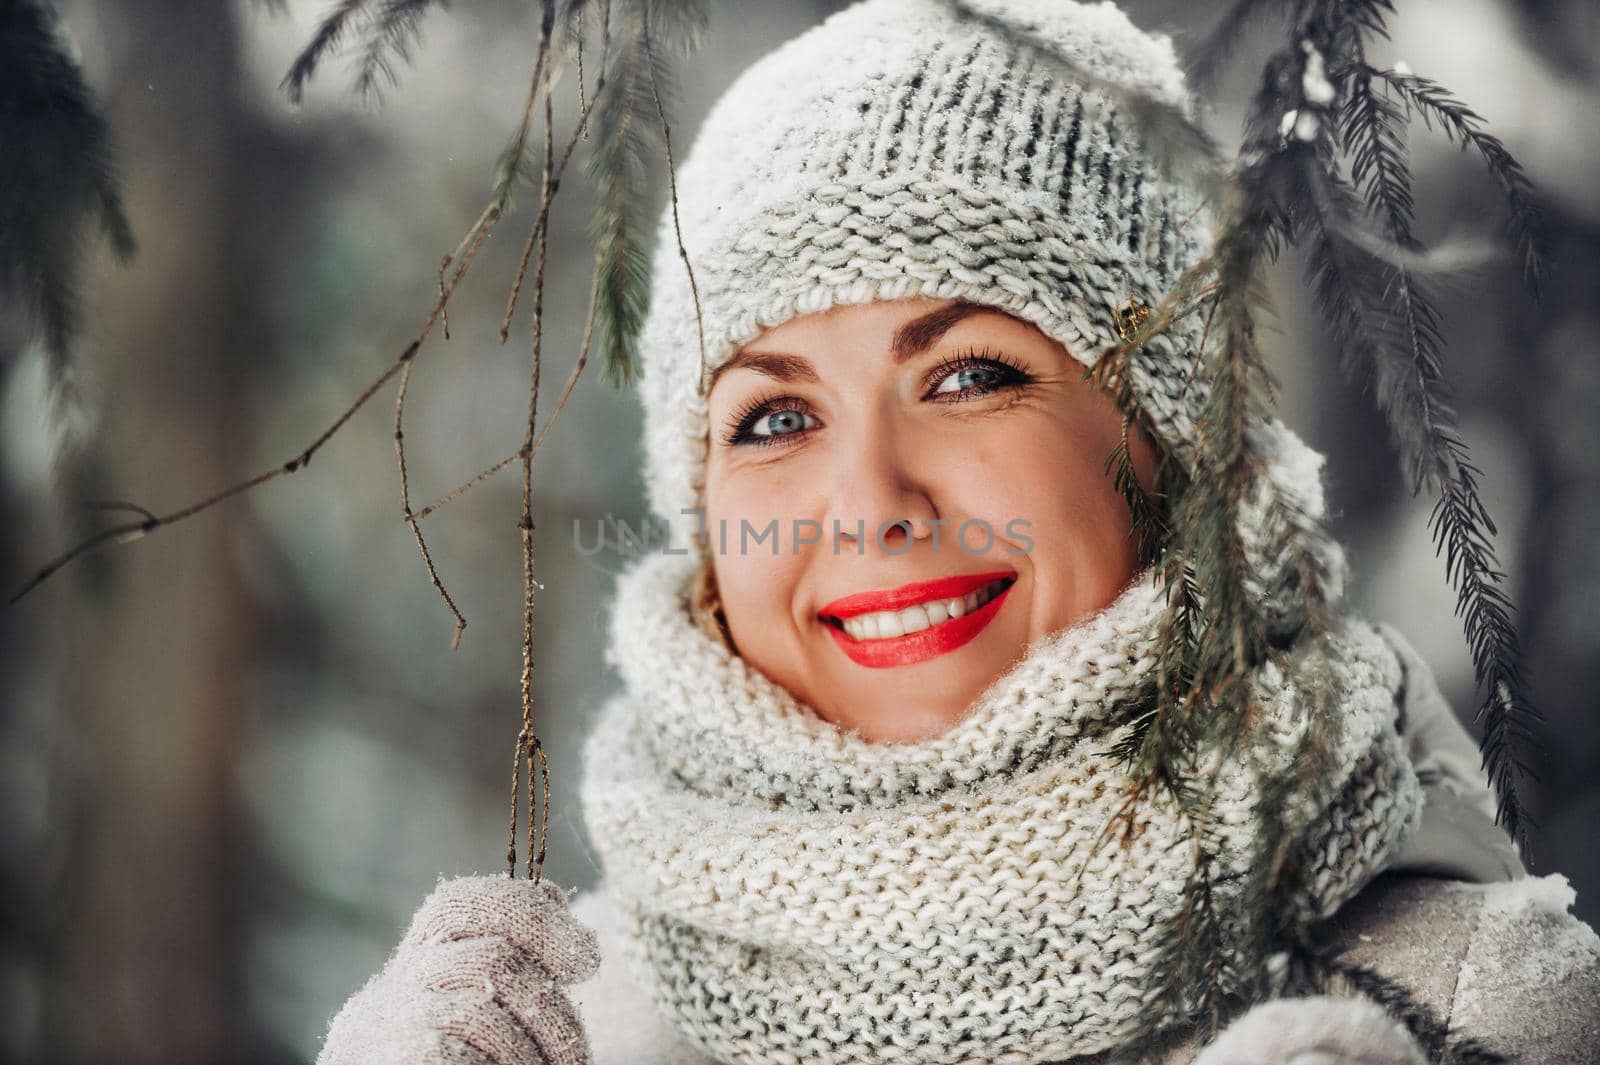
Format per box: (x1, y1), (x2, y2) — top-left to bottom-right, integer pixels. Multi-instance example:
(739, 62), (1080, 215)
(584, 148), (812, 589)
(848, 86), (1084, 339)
(316, 876), (601, 1065)
(1192, 996), (1428, 1065)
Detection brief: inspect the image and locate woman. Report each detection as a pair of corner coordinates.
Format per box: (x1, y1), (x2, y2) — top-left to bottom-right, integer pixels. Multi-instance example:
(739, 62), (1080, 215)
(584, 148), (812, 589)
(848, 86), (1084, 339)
(317, 1), (1600, 1062)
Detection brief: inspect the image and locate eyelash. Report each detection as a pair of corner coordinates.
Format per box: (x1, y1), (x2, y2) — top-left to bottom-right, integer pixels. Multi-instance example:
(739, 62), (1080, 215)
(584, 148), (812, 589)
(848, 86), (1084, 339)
(920, 347), (1033, 401)
(722, 392), (820, 449)
(720, 347), (1034, 449)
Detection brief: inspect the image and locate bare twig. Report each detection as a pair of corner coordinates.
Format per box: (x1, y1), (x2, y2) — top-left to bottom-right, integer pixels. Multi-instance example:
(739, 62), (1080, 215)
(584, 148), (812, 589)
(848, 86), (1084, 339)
(644, 26), (708, 395)
(414, 268), (602, 524)
(501, 4), (612, 342)
(508, 725), (529, 873)
(575, 4), (587, 129)
(438, 254), (451, 340)
(82, 499), (159, 523)
(528, 267), (602, 460)
(394, 357), (467, 648)
(509, 7), (557, 884)
(10, 200), (504, 605)
(411, 447), (529, 522)
(507, 725), (550, 882)
(384, 33), (570, 647)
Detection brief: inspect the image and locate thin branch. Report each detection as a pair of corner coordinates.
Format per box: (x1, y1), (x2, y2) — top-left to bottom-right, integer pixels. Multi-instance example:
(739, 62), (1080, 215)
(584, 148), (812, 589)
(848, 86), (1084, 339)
(510, 4), (558, 885)
(644, 26), (708, 394)
(491, 14), (557, 216)
(501, 12), (613, 342)
(575, 4), (587, 125)
(507, 726), (551, 882)
(437, 254), (451, 339)
(529, 266), (603, 459)
(416, 267), (602, 524)
(507, 725), (528, 874)
(10, 201), (505, 605)
(411, 448), (528, 522)
(394, 357), (467, 647)
(81, 499), (159, 523)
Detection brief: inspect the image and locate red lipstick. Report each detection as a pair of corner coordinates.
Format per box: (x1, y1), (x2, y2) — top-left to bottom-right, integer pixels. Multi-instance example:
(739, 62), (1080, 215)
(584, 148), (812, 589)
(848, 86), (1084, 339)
(817, 571), (1016, 669)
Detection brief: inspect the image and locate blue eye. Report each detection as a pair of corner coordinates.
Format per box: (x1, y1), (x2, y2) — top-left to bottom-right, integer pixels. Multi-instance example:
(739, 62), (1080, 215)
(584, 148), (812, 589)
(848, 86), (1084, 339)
(748, 408), (818, 439)
(932, 364), (1004, 394)
(723, 395), (821, 448)
(924, 350), (1031, 399)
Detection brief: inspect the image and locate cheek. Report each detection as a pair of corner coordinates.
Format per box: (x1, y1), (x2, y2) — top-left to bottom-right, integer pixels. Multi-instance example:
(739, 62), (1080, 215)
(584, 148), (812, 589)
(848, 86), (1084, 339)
(948, 417), (1126, 535)
(704, 457), (808, 634)
(947, 413), (1136, 606)
(704, 453), (803, 554)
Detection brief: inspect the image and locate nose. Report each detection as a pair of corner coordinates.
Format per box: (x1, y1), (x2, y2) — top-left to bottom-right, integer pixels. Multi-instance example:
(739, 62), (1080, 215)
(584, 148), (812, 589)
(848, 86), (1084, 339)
(824, 416), (940, 554)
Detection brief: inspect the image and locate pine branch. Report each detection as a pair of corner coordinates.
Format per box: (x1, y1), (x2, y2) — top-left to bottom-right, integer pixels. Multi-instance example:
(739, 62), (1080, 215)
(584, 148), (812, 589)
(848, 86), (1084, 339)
(280, 0), (372, 103)
(276, 0), (702, 389)
(0, 0), (136, 428)
(1339, 65), (1415, 244)
(641, 0), (711, 56)
(585, 2), (658, 387)
(1106, 779), (1246, 1065)
(1372, 67), (1547, 299)
(352, 0), (446, 103)
(1090, 4), (1549, 1050)
(1293, 154), (1539, 853)
(280, 0), (459, 106)
(1296, 162), (1453, 484)
(1210, 4), (1546, 860)
(1435, 470), (1544, 845)
(21, 1), (708, 612)
(1104, 414), (1166, 566)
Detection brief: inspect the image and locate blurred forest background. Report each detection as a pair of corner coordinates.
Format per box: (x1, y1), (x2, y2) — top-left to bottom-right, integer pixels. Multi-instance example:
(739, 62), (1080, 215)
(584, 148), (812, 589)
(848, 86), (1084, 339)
(1, 0), (1596, 1062)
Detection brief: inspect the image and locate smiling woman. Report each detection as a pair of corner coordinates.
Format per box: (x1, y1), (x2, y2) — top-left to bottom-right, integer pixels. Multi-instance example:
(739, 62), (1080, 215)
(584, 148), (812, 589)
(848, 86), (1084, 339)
(314, 1), (1600, 1063)
(699, 298), (1157, 740)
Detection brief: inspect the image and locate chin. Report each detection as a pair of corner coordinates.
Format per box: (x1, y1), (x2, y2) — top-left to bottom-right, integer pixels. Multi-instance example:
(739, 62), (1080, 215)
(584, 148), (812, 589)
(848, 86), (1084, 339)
(816, 670), (991, 743)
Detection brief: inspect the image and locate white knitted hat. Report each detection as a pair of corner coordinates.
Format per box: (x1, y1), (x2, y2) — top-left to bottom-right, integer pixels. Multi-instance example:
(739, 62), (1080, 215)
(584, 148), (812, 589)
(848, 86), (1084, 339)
(635, 0), (1342, 615)
(637, 0), (1216, 520)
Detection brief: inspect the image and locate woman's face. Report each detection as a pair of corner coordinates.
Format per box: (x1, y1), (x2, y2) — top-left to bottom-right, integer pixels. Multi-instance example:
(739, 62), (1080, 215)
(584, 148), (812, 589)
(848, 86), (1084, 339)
(702, 298), (1155, 742)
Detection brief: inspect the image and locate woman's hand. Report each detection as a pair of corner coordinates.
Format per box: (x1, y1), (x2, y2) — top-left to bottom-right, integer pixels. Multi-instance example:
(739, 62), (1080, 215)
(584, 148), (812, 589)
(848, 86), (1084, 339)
(316, 875), (602, 1065)
(1192, 996), (1427, 1065)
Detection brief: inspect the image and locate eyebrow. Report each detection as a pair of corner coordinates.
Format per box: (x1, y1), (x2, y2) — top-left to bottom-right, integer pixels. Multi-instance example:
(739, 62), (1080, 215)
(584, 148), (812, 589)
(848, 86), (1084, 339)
(707, 301), (989, 390)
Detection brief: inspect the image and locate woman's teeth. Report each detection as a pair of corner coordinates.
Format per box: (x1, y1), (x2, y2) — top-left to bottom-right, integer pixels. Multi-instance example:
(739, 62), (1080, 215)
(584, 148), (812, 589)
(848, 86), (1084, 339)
(838, 578), (1010, 641)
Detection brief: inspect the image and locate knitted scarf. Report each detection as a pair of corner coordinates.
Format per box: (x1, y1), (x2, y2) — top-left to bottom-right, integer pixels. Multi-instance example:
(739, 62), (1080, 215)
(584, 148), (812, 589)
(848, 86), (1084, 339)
(580, 548), (1422, 1065)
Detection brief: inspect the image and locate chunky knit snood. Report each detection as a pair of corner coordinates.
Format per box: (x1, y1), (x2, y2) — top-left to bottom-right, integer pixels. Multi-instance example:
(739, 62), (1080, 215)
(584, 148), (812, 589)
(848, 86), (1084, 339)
(579, 545), (1423, 1065)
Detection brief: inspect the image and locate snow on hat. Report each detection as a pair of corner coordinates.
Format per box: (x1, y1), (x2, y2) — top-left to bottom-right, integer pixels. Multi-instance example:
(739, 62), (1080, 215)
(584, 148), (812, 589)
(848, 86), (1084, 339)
(635, 0), (1343, 610)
